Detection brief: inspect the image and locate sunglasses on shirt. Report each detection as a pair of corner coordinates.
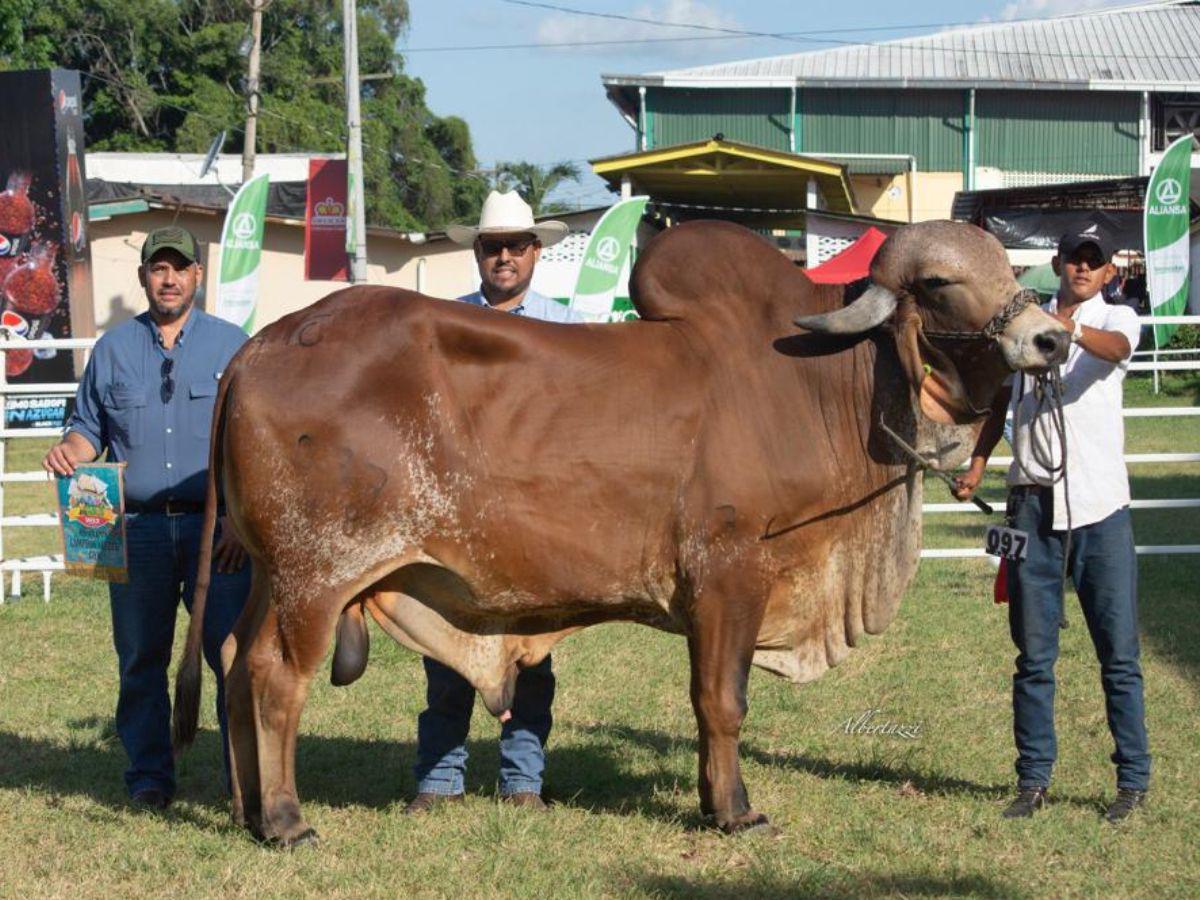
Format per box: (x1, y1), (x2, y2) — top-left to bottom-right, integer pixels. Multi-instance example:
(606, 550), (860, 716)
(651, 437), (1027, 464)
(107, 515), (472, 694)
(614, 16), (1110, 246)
(160, 357), (175, 404)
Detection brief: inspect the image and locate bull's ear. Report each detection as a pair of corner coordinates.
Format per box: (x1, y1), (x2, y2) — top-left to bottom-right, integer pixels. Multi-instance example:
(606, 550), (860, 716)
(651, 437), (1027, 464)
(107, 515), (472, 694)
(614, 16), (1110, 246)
(794, 285), (897, 334)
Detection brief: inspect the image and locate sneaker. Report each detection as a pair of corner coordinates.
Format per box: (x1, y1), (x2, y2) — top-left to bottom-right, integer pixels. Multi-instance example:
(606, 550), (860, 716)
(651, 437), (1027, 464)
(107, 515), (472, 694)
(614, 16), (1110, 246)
(1001, 786), (1048, 819)
(403, 792), (464, 815)
(501, 792), (548, 811)
(1104, 788), (1147, 824)
(130, 788), (171, 811)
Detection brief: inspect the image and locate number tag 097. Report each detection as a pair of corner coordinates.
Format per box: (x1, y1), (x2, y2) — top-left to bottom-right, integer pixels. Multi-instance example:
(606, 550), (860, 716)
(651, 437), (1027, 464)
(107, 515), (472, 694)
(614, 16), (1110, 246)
(985, 525), (1029, 561)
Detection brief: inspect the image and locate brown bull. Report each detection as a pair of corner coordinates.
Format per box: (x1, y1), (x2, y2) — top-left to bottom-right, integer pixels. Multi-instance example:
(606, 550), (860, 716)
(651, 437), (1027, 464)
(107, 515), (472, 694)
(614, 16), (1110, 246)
(173, 220), (1068, 845)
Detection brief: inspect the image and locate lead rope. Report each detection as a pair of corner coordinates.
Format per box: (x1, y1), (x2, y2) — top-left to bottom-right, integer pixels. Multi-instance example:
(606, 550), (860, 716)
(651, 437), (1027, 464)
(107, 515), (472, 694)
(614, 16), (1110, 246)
(1011, 368), (1073, 628)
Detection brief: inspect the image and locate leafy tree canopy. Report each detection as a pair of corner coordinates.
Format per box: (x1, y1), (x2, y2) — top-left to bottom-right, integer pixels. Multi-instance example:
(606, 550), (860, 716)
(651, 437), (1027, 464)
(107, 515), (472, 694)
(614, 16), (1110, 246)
(0, 0), (488, 230)
(493, 160), (581, 215)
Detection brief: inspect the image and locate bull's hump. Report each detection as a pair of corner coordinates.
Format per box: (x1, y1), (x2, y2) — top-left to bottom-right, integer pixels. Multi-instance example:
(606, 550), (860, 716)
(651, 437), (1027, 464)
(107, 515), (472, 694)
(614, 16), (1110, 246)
(631, 221), (811, 326)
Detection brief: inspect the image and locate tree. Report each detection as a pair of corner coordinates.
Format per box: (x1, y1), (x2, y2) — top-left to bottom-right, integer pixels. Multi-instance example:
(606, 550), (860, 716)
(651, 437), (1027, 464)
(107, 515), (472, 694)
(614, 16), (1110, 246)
(493, 160), (581, 215)
(0, 0), (487, 231)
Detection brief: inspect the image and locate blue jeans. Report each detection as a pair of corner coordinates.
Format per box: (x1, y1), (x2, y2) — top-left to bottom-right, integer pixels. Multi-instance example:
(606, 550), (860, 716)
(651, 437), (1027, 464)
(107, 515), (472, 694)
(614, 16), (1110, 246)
(1007, 491), (1150, 791)
(109, 512), (251, 799)
(414, 655), (555, 797)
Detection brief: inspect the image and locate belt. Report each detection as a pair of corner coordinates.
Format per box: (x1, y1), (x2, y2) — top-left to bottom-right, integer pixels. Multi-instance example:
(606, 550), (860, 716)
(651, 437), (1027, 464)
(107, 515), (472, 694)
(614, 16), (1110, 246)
(1009, 484), (1050, 496)
(126, 499), (206, 516)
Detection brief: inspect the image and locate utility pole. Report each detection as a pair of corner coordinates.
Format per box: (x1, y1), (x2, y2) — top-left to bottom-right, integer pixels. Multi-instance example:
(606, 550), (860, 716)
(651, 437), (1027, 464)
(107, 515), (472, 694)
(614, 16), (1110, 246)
(241, 0), (265, 183)
(343, 0), (368, 282)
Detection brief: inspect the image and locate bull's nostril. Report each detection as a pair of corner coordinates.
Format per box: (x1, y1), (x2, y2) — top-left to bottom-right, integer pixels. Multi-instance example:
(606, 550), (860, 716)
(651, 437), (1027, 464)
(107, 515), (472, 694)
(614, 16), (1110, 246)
(1033, 330), (1069, 361)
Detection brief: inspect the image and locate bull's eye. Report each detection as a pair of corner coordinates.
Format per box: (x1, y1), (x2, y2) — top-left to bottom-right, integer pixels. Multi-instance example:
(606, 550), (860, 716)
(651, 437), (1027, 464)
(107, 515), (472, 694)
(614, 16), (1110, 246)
(921, 276), (952, 290)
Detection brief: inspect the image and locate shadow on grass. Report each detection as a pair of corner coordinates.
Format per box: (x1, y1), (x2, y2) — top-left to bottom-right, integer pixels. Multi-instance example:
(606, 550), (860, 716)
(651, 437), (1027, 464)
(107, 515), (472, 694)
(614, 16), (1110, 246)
(0, 721), (685, 826)
(566, 722), (1118, 813)
(568, 721), (1006, 800)
(2, 708), (1125, 833)
(630, 870), (1024, 900)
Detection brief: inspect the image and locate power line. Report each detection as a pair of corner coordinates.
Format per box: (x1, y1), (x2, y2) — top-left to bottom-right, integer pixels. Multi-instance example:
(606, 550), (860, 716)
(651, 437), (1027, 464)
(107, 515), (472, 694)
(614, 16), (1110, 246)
(404, 34), (744, 52)
(495, 0), (1200, 65)
(503, 0), (851, 43)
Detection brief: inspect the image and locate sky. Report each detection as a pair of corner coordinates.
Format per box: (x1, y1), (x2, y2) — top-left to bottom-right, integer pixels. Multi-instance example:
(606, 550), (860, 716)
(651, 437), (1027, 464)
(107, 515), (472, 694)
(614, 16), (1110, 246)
(400, 0), (1129, 210)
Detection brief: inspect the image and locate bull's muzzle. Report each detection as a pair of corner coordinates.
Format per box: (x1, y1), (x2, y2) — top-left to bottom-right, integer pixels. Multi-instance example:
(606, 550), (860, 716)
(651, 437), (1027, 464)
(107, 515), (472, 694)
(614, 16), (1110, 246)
(1033, 328), (1071, 366)
(998, 306), (1071, 372)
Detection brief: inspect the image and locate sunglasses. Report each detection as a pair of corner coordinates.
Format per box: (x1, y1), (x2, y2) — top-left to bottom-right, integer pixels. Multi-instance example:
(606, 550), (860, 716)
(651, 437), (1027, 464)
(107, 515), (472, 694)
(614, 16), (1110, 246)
(478, 236), (537, 257)
(160, 357), (175, 403)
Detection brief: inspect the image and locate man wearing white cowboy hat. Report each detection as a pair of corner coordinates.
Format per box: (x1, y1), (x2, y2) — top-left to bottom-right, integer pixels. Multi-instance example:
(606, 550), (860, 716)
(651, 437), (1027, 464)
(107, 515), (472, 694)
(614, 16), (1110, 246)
(405, 191), (580, 815)
(445, 189), (580, 322)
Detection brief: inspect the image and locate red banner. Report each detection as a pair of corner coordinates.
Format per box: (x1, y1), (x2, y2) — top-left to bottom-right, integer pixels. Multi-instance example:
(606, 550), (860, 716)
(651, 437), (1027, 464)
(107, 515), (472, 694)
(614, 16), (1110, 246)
(305, 158), (348, 281)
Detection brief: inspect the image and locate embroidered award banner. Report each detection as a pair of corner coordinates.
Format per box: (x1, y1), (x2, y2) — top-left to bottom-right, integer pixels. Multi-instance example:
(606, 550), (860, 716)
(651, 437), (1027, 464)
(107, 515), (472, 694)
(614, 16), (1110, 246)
(55, 462), (128, 582)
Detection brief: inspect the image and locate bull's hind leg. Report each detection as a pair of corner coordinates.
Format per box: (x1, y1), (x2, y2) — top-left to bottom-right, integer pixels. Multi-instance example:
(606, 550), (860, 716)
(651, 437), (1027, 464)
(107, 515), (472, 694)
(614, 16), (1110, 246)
(686, 578), (771, 834)
(222, 566), (271, 836)
(243, 588), (338, 848)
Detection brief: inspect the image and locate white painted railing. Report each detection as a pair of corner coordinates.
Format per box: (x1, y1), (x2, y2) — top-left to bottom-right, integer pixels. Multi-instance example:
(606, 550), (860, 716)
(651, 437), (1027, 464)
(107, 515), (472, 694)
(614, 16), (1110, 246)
(1, 314), (1197, 599)
(919, 313), (1200, 559)
(0, 337), (95, 601)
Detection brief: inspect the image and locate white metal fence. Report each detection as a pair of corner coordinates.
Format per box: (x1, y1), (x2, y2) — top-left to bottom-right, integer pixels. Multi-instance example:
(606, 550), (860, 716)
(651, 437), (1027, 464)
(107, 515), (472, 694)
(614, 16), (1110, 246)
(1, 316), (1197, 600)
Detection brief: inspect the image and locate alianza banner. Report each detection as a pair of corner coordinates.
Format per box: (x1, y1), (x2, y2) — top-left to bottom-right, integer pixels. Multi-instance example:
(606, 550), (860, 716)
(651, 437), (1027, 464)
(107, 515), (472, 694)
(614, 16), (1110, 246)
(1145, 134), (1192, 349)
(568, 196), (648, 323)
(215, 172), (270, 333)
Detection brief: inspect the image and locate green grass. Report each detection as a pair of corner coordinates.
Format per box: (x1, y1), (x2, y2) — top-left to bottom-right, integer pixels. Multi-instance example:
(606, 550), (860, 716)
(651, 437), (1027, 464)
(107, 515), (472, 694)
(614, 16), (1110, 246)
(0, 375), (1197, 899)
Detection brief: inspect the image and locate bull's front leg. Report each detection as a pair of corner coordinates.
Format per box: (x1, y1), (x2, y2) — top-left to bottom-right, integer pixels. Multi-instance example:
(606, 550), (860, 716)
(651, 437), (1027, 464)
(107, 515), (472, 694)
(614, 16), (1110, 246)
(686, 579), (770, 834)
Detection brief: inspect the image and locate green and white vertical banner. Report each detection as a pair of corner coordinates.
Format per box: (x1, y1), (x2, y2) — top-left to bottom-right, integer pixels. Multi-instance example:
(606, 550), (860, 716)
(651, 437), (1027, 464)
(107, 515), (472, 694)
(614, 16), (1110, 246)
(215, 173), (270, 333)
(1145, 134), (1192, 349)
(569, 196), (649, 323)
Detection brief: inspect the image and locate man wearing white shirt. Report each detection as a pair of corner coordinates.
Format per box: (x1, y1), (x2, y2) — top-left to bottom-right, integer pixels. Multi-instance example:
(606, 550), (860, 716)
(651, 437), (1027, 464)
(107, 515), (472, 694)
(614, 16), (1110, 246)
(953, 226), (1149, 823)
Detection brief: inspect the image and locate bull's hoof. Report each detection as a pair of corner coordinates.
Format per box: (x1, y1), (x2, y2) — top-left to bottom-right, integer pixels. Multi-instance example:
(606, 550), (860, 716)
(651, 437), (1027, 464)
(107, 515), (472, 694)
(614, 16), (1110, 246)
(280, 827), (320, 850)
(240, 813), (266, 842)
(261, 826), (320, 850)
(719, 811), (776, 836)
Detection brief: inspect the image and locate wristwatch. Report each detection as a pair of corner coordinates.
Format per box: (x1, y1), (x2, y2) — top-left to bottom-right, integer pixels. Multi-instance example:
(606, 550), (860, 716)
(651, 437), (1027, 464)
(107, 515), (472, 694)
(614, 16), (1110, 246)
(1071, 318), (1083, 344)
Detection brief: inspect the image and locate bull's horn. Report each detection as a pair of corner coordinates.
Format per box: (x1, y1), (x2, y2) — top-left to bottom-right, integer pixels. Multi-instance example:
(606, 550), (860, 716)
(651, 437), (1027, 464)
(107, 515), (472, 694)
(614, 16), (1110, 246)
(794, 285), (897, 334)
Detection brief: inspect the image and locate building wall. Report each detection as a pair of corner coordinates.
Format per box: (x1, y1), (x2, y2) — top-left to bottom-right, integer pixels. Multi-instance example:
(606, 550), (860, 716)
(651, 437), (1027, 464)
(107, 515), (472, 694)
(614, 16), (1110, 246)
(646, 87), (792, 150)
(850, 171), (965, 223)
(975, 90), (1140, 175)
(641, 85), (1144, 218)
(88, 210), (479, 335)
(800, 88), (964, 172)
(86, 207), (613, 335)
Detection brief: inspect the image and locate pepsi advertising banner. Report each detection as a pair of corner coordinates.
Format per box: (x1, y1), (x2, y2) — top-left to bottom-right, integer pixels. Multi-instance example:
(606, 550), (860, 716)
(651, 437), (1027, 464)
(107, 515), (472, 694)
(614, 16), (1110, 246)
(0, 68), (95, 429)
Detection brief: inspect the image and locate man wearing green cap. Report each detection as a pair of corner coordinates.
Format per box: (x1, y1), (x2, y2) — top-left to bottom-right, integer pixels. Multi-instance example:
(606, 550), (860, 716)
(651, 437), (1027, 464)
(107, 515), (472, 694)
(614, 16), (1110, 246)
(42, 226), (251, 810)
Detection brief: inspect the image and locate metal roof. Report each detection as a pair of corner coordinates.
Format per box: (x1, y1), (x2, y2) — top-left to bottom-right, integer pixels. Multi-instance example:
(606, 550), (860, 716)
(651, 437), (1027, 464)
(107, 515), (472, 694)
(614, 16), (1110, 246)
(603, 1), (1200, 92)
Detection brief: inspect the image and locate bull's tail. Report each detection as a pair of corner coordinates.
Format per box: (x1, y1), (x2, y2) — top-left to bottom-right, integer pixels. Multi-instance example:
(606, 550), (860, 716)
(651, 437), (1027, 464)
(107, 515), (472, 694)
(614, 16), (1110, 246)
(172, 364), (238, 754)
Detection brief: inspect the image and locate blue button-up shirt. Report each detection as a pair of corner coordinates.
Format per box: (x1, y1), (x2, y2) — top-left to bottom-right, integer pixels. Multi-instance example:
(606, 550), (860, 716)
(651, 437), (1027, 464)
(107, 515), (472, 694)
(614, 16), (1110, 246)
(66, 309), (248, 506)
(458, 288), (584, 323)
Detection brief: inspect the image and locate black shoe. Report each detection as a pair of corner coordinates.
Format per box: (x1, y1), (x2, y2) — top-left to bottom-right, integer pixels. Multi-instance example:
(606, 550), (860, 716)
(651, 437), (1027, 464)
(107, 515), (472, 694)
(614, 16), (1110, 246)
(403, 792), (464, 815)
(501, 792), (548, 811)
(130, 788), (171, 810)
(1001, 786), (1048, 819)
(1104, 788), (1147, 824)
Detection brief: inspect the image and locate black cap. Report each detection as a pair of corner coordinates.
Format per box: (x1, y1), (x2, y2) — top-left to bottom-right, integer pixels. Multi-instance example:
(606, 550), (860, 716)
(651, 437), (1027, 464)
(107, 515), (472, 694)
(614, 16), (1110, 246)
(1057, 226), (1114, 262)
(141, 226), (200, 264)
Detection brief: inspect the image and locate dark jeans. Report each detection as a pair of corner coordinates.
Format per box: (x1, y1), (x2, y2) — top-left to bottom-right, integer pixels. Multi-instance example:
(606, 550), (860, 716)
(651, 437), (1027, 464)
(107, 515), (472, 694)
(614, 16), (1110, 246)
(1008, 491), (1150, 791)
(108, 512), (251, 799)
(414, 655), (555, 797)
